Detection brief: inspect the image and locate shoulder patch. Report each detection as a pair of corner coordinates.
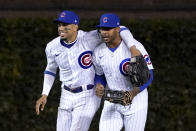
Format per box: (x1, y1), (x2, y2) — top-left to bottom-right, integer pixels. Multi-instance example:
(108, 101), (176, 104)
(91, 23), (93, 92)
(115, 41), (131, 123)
(144, 54), (152, 65)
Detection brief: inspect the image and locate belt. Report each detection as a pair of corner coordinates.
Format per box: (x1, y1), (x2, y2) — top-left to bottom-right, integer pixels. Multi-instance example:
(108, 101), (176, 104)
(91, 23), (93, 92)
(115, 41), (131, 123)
(64, 84), (94, 93)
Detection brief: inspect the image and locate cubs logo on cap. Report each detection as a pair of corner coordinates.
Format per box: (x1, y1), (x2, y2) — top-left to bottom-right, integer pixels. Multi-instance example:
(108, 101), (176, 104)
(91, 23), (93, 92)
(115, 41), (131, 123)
(60, 12), (66, 17)
(144, 54), (152, 65)
(119, 58), (131, 76)
(103, 17), (108, 23)
(78, 51), (93, 69)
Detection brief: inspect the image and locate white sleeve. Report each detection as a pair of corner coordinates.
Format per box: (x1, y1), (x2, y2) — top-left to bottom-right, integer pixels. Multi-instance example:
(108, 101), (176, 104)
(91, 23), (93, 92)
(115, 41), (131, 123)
(92, 49), (104, 75)
(119, 25), (135, 48)
(132, 38), (154, 70)
(85, 30), (102, 48)
(87, 27), (135, 49)
(42, 74), (55, 96)
(41, 45), (58, 96)
(45, 45), (58, 74)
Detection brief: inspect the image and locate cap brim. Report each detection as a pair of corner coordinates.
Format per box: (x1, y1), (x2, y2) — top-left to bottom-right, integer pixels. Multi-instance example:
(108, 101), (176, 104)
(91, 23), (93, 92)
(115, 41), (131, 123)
(53, 19), (62, 23)
(96, 25), (119, 28)
(96, 25), (101, 28)
(53, 19), (72, 25)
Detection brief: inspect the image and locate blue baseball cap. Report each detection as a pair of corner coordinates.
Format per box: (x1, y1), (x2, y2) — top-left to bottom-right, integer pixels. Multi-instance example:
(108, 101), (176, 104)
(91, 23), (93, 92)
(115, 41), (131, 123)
(54, 10), (79, 25)
(96, 13), (120, 28)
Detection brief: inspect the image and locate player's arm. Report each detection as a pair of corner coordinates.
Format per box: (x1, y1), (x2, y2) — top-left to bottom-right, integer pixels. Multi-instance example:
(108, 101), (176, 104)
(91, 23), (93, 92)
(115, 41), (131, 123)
(36, 46), (58, 115)
(139, 69), (153, 91)
(84, 30), (103, 48)
(94, 74), (106, 97)
(85, 26), (142, 51)
(87, 26), (142, 56)
(128, 69), (153, 101)
(92, 48), (106, 97)
(119, 26), (142, 57)
(127, 41), (154, 100)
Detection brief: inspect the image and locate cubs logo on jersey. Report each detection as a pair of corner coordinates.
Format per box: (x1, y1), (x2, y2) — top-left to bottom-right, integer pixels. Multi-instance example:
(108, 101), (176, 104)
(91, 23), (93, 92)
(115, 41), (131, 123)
(78, 51), (93, 69)
(119, 58), (131, 76)
(144, 54), (152, 65)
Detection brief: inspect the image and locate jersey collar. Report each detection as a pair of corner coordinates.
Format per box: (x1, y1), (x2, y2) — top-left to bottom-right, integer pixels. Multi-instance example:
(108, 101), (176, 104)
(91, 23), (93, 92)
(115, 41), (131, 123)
(60, 39), (77, 48)
(108, 40), (122, 52)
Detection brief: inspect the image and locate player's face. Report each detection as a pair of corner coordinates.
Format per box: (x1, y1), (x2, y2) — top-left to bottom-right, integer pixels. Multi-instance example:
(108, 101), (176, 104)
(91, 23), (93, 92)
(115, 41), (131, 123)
(99, 27), (120, 44)
(58, 23), (78, 40)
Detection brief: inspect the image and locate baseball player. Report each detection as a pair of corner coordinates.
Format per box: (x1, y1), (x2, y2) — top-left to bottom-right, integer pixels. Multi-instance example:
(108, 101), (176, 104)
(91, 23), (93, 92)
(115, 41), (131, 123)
(35, 10), (143, 131)
(93, 13), (154, 131)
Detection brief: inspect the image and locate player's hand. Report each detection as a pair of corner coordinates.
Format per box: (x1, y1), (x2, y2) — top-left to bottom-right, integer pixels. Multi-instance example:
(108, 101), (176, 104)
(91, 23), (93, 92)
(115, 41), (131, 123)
(96, 83), (104, 98)
(128, 87), (140, 101)
(35, 95), (47, 115)
(130, 45), (141, 57)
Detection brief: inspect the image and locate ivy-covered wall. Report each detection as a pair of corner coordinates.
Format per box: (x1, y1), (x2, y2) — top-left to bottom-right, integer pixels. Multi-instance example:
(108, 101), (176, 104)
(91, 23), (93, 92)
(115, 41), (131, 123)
(0, 18), (195, 131)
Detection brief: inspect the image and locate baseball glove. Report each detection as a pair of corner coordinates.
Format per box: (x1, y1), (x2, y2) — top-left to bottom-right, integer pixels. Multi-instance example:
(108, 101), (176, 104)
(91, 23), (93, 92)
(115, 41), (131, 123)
(103, 89), (133, 105)
(127, 55), (150, 87)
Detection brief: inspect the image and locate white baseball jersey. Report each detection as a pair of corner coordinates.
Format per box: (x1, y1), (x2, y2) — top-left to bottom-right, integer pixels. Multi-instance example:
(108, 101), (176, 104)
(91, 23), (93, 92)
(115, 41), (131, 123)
(93, 39), (153, 131)
(93, 39), (153, 91)
(45, 30), (102, 131)
(45, 30), (101, 88)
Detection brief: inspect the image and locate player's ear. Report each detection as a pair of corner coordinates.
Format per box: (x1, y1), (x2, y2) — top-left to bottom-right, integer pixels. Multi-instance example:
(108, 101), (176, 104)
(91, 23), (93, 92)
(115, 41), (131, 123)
(116, 27), (120, 33)
(73, 24), (78, 31)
